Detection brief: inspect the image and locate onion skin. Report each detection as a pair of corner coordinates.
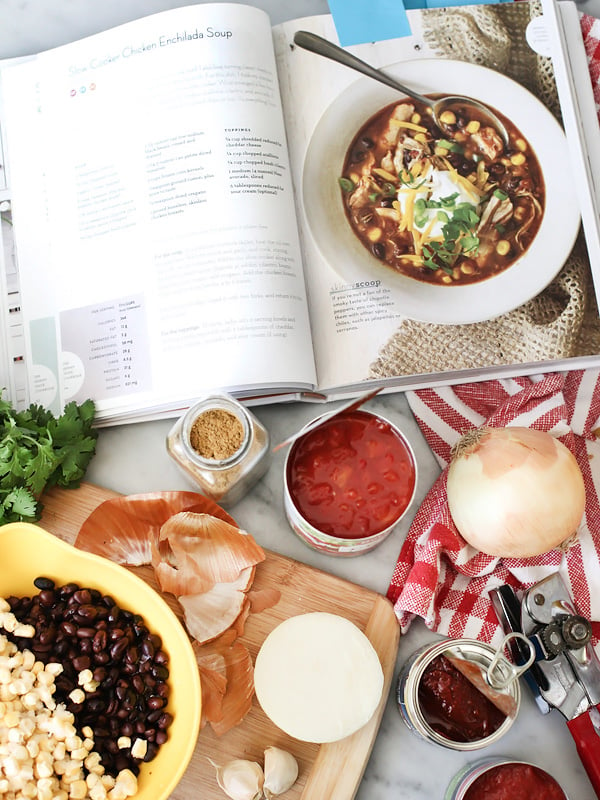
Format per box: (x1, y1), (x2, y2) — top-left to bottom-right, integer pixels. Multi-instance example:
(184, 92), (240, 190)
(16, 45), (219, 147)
(446, 426), (586, 558)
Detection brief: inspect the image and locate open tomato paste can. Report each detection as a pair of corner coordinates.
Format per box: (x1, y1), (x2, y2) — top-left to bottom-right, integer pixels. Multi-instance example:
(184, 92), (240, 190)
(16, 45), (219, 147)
(445, 757), (569, 799)
(283, 408), (417, 556)
(397, 638), (521, 751)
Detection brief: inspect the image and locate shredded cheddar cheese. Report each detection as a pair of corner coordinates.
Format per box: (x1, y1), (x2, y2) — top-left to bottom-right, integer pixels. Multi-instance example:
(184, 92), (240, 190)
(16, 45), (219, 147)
(389, 119), (428, 133)
(372, 167), (398, 182)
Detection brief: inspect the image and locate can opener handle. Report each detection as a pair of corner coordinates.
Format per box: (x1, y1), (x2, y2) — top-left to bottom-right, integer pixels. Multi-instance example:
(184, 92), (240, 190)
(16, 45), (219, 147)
(567, 708), (600, 797)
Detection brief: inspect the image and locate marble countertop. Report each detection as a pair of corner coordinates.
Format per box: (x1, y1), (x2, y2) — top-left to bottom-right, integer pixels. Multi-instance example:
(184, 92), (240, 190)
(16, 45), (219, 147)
(2, 1), (599, 798)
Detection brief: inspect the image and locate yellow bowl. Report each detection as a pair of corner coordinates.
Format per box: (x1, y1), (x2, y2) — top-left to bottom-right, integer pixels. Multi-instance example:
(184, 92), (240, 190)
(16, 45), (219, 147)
(0, 521), (201, 800)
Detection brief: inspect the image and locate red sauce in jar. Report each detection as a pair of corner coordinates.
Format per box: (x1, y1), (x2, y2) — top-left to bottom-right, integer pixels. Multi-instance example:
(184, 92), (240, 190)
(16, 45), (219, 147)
(418, 654), (506, 742)
(286, 410), (415, 539)
(464, 763), (567, 800)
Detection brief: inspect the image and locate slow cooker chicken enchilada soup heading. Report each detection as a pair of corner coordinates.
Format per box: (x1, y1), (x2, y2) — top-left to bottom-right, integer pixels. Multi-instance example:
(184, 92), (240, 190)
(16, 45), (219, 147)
(339, 96), (544, 286)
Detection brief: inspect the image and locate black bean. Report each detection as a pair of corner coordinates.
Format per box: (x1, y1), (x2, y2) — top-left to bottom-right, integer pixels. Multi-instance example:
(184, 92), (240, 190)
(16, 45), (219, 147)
(150, 695), (167, 711)
(73, 589), (92, 605)
(144, 743), (159, 762)
(110, 638), (129, 661)
(34, 577), (55, 591)
(93, 629), (107, 652)
(76, 627), (97, 639)
(38, 627), (56, 645)
(60, 620), (77, 636)
(140, 639), (155, 661)
(72, 655), (91, 672)
(157, 712), (173, 730)
(372, 242), (385, 260)
(39, 589), (56, 607)
(151, 664), (169, 681)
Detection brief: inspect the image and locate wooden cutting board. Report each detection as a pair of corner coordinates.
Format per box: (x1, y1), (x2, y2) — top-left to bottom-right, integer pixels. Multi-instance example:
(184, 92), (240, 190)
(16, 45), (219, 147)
(39, 482), (400, 800)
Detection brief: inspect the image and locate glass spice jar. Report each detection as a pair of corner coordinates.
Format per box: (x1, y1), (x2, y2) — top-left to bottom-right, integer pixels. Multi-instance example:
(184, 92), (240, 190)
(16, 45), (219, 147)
(166, 393), (271, 507)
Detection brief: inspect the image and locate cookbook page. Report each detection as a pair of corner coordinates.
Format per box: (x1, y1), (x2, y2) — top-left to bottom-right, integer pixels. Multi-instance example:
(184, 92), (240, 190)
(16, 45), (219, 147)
(274, 1), (600, 396)
(0, 3), (316, 423)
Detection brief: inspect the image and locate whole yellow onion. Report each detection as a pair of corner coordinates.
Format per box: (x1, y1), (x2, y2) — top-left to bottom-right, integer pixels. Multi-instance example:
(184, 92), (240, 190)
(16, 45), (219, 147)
(446, 425), (585, 558)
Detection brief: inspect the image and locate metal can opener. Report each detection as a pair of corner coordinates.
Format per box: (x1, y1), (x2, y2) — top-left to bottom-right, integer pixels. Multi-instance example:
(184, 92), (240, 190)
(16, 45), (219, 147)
(490, 572), (600, 797)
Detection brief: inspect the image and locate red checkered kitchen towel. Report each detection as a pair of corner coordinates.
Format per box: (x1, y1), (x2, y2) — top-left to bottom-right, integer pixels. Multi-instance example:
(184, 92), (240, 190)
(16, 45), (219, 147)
(387, 371), (600, 646)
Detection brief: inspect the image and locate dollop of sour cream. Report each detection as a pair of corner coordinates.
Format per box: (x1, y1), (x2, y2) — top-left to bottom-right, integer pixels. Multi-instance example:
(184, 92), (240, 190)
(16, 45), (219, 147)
(397, 166), (481, 236)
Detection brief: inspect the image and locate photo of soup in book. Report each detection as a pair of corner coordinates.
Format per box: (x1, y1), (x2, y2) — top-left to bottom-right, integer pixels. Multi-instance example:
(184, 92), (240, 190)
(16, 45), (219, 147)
(339, 96), (544, 288)
(302, 58), (580, 325)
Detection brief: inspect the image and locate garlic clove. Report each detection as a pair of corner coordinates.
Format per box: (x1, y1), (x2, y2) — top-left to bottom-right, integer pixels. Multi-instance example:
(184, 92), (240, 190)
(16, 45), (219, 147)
(263, 746), (299, 798)
(208, 757), (264, 800)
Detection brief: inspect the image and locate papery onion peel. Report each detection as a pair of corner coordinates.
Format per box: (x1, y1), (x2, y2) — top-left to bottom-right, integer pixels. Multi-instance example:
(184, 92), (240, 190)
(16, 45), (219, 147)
(446, 425), (585, 558)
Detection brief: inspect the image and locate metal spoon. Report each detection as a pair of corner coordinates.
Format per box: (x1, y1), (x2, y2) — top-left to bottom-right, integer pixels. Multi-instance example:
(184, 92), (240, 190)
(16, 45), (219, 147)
(293, 30), (510, 147)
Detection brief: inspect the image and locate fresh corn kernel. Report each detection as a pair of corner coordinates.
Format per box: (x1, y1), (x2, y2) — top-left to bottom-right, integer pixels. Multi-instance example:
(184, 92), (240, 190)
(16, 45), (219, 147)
(77, 669), (93, 687)
(510, 153), (526, 166)
(515, 137), (527, 151)
(414, 132), (428, 144)
(496, 240), (510, 256)
(439, 110), (457, 126)
(131, 738), (147, 759)
(410, 112), (421, 124)
(68, 688), (85, 705)
(69, 779), (88, 799)
(366, 227), (382, 242)
(14, 623), (35, 638)
(434, 146), (449, 156)
(466, 120), (481, 133)
(441, 274), (453, 284)
(113, 768), (138, 797)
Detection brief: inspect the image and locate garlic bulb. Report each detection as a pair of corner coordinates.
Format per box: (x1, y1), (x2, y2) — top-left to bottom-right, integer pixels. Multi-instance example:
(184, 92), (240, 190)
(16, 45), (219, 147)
(209, 758), (264, 800)
(263, 747), (299, 799)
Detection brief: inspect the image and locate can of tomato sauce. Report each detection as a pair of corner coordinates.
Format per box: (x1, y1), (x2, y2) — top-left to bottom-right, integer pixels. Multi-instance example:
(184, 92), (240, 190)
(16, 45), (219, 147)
(283, 408), (417, 556)
(445, 757), (569, 800)
(397, 638), (521, 751)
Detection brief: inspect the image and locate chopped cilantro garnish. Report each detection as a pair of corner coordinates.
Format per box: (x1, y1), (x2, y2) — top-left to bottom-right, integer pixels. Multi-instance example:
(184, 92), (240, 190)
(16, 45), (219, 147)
(420, 197), (481, 271)
(338, 177), (355, 192)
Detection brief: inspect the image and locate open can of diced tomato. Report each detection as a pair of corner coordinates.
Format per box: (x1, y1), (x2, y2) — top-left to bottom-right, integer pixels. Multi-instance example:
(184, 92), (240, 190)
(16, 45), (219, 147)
(283, 408), (417, 556)
(445, 757), (569, 799)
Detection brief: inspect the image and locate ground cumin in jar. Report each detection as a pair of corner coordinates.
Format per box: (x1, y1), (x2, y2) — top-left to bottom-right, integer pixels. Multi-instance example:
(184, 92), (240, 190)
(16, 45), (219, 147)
(166, 393), (271, 506)
(189, 407), (245, 461)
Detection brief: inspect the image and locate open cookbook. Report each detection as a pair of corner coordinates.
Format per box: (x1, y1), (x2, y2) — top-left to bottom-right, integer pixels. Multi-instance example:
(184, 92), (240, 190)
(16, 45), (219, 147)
(0, 0), (599, 425)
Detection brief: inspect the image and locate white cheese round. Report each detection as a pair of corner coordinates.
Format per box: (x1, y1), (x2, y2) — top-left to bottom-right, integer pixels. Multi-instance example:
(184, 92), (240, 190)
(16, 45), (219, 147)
(254, 612), (384, 743)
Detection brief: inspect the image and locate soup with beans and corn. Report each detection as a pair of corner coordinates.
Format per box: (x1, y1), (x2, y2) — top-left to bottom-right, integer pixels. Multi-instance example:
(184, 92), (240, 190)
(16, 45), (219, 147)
(339, 96), (545, 286)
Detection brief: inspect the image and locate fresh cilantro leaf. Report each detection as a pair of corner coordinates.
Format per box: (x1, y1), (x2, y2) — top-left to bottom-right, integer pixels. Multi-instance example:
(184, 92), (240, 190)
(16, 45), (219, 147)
(0, 393), (97, 524)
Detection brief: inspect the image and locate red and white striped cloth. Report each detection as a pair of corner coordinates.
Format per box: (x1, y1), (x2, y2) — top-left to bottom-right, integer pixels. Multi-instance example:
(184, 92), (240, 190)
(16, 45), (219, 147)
(387, 371), (600, 647)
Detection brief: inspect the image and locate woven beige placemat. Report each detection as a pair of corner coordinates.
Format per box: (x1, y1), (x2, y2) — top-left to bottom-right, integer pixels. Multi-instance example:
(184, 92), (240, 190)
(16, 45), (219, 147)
(368, 2), (600, 381)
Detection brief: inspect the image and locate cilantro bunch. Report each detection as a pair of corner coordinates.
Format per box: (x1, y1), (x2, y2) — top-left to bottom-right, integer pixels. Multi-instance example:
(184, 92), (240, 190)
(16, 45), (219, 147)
(0, 395), (98, 524)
